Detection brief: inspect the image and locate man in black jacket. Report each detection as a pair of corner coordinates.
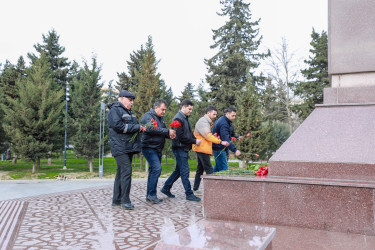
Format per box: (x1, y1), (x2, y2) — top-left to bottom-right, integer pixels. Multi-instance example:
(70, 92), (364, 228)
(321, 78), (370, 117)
(141, 99), (176, 204)
(108, 90), (146, 210)
(160, 100), (202, 202)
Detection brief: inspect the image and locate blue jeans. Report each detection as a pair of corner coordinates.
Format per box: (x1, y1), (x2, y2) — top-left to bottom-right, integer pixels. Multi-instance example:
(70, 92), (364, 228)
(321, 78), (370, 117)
(163, 149), (193, 197)
(142, 148), (162, 197)
(213, 149), (228, 172)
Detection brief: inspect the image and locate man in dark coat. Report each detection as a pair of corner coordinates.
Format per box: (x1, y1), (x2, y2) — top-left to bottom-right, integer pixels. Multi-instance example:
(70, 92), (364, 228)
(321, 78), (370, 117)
(141, 99), (176, 204)
(160, 100), (202, 202)
(107, 90), (146, 210)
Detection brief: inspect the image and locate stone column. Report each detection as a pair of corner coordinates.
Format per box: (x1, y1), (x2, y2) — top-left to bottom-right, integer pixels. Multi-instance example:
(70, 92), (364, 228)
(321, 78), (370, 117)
(269, 0), (375, 180)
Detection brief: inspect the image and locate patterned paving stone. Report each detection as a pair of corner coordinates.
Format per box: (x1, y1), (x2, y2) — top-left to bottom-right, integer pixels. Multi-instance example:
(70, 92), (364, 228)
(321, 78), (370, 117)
(1, 180), (204, 250)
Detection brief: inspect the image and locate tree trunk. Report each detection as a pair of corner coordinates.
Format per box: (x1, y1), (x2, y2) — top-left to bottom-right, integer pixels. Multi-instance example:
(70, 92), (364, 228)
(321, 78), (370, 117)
(12, 155), (17, 164)
(32, 160), (36, 173)
(88, 157), (93, 173)
(37, 158), (40, 170)
(140, 155), (144, 169)
(48, 151), (52, 165)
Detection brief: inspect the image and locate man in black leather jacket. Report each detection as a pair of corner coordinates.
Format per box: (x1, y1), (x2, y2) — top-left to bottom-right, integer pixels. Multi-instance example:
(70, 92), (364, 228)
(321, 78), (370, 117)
(141, 99), (176, 204)
(160, 100), (202, 202)
(108, 90), (146, 210)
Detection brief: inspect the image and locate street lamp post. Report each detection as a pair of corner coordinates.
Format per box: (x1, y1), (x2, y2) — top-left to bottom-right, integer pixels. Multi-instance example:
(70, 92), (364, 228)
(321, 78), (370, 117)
(63, 82), (70, 170)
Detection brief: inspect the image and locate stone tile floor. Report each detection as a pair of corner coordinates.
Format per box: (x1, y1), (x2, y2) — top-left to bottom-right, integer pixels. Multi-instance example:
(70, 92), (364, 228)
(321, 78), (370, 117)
(1, 179), (375, 250)
(1, 180), (202, 250)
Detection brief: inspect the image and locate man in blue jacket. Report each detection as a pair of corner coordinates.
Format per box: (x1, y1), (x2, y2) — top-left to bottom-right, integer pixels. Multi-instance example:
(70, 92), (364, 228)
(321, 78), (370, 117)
(107, 90), (146, 210)
(212, 107), (241, 172)
(141, 99), (176, 204)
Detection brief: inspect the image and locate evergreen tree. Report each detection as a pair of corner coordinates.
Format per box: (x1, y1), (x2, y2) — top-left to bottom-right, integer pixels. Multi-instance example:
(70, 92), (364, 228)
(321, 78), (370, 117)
(131, 36), (162, 118)
(159, 81), (174, 106)
(28, 29), (71, 90)
(1, 54), (64, 172)
(178, 82), (195, 102)
(116, 44), (147, 93)
(234, 80), (265, 163)
(294, 29), (329, 120)
(205, 0), (269, 113)
(70, 57), (103, 172)
(0, 57), (26, 152)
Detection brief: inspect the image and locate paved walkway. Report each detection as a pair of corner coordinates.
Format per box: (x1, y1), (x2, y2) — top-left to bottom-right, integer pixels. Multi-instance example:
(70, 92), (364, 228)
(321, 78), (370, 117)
(1, 179), (375, 250)
(0, 179), (203, 250)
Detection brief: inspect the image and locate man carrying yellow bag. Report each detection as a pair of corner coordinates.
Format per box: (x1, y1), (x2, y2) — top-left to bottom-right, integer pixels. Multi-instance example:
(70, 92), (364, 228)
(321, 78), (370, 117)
(192, 106), (229, 195)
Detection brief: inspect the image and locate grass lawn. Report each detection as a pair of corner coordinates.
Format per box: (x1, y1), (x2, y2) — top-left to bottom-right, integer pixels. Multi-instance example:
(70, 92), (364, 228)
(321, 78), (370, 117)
(0, 151), (263, 180)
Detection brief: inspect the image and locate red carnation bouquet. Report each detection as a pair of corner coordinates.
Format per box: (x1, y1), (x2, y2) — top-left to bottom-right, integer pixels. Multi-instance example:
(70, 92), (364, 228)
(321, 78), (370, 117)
(170, 120), (181, 130)
(129, 118), (158, 143)
(255, 166), (268, 176)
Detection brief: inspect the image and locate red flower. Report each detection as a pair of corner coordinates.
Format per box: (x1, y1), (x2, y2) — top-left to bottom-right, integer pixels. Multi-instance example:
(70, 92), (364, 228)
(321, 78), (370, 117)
(170, 120), (182, 128)
(255, 166), (269, 176)
(218, 136), (220, 139)
(151, 118), (158, 129)
(231, 137), (237, 141)
(256, 154), (259, 158)
(246, 133), (251, 137)
(214, 133), (217, 137)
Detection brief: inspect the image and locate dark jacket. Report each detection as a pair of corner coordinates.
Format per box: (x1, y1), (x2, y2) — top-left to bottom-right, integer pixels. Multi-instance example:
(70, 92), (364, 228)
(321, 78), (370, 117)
(107, 101), (141, 157)
(141, 108), (170, 152)
(172, 111), (196, 152)
(212, 115), (237, 153)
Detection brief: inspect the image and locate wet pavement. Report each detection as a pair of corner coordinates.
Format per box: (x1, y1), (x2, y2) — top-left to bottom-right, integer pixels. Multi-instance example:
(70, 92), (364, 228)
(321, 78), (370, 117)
(0, 179), (203, 250)
(2, 179), (375, 250)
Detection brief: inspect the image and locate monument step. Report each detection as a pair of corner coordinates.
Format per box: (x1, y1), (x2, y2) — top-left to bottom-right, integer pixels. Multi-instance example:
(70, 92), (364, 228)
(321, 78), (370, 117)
(155, 219), (275, 250)
(203, 175), (375, 235)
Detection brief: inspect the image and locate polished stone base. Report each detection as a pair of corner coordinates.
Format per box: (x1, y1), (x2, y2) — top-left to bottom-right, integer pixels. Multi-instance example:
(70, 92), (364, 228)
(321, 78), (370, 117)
(269, 103), (375, 181)
(203, 175), (375, 235)
(155, 219), (275, 250)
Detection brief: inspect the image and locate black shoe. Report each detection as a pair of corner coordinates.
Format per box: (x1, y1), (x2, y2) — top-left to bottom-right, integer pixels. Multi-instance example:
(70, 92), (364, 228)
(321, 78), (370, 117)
(112, 202), (121, 207)
(146, 195), (163, 204)
(121, 203), (135, 210)
(160, 188), (175, 198)
(186, 194), (201, 202)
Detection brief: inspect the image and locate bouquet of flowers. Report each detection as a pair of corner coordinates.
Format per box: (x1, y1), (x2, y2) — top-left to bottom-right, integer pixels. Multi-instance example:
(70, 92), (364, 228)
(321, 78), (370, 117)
(129, 118), (158, 142)
(169, 120), (181, 130)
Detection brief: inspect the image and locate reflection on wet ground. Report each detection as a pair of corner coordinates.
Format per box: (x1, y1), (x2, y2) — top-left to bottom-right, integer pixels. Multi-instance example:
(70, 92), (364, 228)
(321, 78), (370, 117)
(0, 180), (203, 250)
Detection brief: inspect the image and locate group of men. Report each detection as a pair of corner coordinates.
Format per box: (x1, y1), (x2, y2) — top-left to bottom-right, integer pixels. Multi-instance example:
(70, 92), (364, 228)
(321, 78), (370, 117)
(107, 90), (241, 210)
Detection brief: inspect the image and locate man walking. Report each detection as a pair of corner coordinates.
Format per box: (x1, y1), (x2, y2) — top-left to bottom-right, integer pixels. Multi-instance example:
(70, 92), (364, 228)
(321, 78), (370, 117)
(212, 107), (241, 172)
(141, 99), (176, 204)
(160, 100), (202, 201)
(108, 90), (146, 210)
(192, 106), (229, 195)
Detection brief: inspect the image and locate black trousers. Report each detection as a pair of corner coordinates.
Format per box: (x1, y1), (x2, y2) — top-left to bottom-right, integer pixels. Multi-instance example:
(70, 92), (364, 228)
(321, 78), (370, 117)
(113, 153), (133, 204)
(193, 152), (213, 191)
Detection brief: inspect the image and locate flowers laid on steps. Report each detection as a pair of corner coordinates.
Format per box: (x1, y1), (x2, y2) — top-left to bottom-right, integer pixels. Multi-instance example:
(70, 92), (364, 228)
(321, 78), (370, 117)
(255, 166), (268, 176)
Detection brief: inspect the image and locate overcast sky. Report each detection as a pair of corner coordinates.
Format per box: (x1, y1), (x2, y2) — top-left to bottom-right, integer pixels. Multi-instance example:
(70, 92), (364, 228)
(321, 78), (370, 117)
(0, 0), (328, 96)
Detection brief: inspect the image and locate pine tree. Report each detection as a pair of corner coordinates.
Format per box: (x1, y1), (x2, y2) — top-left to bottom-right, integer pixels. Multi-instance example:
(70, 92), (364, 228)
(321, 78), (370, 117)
(70, 57), (103, 172)
(179, 82), (195, 102)
(234, 80), (265, 163)
(116, 44), (147, 93)
(294, 28), (329, 120)
(131, 36), (162, 118)
(0, 57), (26, 152)
(1, 54), (64, 172)
(28, 29), (71, 90)
(205, 0), (269, 113)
